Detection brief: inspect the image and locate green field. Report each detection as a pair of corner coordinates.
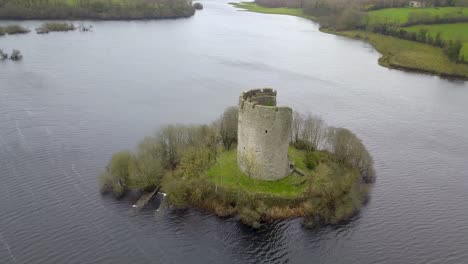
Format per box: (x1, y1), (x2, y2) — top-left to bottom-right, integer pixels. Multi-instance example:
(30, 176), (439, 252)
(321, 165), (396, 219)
(338, 31), (468, 78)
(205, 148), (310, 197)
(367, 7), (468, 25)
(404, 23), (468, 59)
(230, 2), (316, 20)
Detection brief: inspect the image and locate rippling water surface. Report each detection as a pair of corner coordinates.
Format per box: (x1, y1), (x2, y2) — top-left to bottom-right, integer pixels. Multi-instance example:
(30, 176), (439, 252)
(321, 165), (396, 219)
(1, 1), (468, 263)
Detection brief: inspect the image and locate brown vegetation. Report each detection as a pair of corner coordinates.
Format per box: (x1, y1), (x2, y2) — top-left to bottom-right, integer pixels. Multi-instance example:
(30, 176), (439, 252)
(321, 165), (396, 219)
(36, 22), (76, 34)
(0, 24), (29, 35)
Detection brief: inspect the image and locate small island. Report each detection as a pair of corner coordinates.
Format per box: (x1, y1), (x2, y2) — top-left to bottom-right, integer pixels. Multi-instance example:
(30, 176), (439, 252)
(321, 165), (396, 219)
(100, 89), (376, 228)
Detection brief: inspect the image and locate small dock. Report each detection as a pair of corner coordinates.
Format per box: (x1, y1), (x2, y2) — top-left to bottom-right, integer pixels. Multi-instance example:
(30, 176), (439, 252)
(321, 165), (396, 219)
(293, 167), (306, 176)
(133, 187), (160, 209)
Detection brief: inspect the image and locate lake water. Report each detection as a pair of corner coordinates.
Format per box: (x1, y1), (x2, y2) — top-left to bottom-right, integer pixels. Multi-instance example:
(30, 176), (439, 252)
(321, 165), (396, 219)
(1, 0), (468, 263)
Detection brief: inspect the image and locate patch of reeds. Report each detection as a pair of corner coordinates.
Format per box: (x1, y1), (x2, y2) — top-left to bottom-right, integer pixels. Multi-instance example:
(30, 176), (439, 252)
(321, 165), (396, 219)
(36, 22), (76, 34)
(1, 25), (30, 35)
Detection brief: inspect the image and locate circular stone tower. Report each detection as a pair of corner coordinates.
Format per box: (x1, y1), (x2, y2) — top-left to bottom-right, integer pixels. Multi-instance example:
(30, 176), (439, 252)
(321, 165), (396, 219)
(237, 89), (292, 181)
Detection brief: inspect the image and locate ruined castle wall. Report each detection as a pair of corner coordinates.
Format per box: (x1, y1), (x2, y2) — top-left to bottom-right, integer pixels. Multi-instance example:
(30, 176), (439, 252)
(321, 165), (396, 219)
(237, 89), (292, 181)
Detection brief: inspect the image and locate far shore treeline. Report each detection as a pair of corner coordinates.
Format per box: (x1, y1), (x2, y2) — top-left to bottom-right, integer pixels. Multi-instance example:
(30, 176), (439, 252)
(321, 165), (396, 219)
(99, 106), (375, 228)
(0, 0), (196, 20)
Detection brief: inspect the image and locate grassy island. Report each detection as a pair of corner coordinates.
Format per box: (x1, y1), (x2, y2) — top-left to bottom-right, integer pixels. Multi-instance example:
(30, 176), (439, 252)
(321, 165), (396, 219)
(0, 0), (196, 20)
(100, 102), (375, 228)
(231, 1), (468, 79)
(36, 22), (76, 34)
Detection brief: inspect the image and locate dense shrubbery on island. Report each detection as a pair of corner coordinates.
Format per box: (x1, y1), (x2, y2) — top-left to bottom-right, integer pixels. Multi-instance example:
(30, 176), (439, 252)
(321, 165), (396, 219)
(193, 2), (203, 10)
(0, 0), (195, 19)
(100, 107), (375, 228)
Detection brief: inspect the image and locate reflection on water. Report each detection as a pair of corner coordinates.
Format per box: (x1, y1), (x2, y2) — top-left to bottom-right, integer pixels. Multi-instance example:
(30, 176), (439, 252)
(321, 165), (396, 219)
(1, 0), (468, 263)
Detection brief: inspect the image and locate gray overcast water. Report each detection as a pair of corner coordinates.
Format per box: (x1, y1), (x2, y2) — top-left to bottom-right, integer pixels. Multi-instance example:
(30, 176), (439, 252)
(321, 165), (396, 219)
(1, 0), (468, 263)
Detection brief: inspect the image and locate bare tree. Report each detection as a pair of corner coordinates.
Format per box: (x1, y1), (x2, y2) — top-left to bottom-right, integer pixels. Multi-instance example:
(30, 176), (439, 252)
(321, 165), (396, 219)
(219, 106), (238, 150)
(327, 127), (375, 183)
(301, 114), (326, 151)
(291, 111), (304, 143)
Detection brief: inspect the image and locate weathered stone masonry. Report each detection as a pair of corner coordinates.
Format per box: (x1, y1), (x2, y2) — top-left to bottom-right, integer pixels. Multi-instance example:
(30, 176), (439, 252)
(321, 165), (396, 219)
(237, 89), (292, 181)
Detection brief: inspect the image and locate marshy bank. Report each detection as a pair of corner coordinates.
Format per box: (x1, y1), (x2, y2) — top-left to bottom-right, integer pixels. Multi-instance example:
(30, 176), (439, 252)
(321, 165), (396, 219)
(99, 105), (375, 228)
(0, 24), (29, 35)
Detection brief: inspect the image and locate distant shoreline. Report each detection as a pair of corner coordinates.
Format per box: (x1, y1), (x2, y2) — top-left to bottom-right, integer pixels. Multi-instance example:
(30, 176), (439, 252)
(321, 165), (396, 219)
(0, 14), (195, 21)
(0, 0), (196, 21)
(231, 2), (468, 80)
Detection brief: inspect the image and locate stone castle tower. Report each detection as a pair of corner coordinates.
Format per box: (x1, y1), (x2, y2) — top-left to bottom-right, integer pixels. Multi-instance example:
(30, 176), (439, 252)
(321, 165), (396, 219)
(237, 89), (292, 181)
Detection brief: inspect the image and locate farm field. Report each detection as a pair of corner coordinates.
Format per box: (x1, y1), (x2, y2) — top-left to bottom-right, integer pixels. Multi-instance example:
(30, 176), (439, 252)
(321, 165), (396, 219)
(404, 23), (468, 60)
(367, 7), (468, 25)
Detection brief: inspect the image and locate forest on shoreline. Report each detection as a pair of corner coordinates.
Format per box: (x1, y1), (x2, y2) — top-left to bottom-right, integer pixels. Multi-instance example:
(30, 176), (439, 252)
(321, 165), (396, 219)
(0, 0), (196, 20)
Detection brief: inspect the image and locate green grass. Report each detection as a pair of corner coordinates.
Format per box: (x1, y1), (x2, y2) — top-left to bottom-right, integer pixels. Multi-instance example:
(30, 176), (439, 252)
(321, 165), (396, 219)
(230, 2), (316, 20)
(206, 148), (308, 197)
(404, 23), (468, 60)
(337, 30), (468, 78)
(367, 7), (468, 25)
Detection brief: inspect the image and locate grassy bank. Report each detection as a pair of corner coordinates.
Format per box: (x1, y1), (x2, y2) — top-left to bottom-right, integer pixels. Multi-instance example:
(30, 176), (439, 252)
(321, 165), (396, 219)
(0, 0), (195, 20)
(230, 2), (316, 20)
(334, 30), (468, 78)
(367, 7), (468, 25)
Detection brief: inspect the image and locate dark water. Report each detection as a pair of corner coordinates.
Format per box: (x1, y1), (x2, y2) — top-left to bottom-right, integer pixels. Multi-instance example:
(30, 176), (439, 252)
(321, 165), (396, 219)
(1, 1), (468, 263)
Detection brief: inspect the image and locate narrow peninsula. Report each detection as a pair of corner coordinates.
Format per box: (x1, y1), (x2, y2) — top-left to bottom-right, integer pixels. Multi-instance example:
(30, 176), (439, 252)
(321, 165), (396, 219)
(100, 89), (376, 228)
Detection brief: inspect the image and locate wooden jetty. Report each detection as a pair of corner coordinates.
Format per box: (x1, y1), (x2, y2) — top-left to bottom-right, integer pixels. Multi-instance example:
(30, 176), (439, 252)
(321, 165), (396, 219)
(133, 187), (160, 209)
